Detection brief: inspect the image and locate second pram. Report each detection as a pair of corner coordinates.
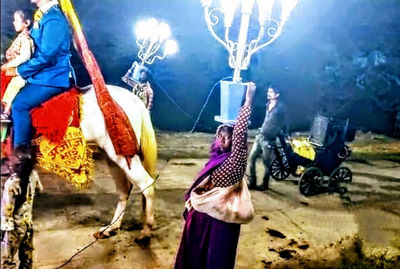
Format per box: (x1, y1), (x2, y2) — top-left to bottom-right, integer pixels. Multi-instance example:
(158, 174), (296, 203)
(269, 116), (353, 196)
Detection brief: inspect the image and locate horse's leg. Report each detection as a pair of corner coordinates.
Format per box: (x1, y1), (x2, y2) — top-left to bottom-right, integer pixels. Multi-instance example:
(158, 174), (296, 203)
(94, 160), (132, 238)
(123, 155), (155, 240)
(81, 86), (156, 239)
(102, 142), (155, 239)
(138, 176), (155, 241)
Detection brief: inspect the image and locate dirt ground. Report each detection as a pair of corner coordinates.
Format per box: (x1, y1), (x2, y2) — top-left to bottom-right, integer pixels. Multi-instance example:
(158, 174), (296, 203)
(5, 131), (400, 268)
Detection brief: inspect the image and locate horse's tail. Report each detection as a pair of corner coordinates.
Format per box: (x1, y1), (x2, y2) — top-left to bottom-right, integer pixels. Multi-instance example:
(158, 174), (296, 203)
(140, 107), (157, 178)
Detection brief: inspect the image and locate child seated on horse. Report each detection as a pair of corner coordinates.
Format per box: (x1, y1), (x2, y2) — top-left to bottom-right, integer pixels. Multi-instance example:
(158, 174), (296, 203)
(1, 10), (34, 123)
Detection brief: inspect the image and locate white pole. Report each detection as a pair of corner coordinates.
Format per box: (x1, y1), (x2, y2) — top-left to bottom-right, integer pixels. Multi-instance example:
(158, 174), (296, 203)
(141, 38), (157, 65)
(232, 13), (251, 82)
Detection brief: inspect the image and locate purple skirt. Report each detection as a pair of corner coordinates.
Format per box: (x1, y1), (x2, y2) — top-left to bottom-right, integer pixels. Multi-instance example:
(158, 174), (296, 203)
(174, 209), (240, 269)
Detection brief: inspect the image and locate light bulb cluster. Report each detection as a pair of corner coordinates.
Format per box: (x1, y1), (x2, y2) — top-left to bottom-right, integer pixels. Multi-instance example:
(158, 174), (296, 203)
(134, 18), (178, 65)
(202, 0), (298, 81)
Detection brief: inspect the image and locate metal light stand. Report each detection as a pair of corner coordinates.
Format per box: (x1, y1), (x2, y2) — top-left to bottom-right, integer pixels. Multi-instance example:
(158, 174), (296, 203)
(201, 0), (298, 123)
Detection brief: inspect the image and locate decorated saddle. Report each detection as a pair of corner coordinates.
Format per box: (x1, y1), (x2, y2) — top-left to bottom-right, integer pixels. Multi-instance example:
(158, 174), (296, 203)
(1, 88), (93, 188)
(2, 0), (139, 188)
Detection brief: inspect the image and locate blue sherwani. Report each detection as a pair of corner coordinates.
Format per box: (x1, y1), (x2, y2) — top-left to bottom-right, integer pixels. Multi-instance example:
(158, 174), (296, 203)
(12, 4), (72, 147)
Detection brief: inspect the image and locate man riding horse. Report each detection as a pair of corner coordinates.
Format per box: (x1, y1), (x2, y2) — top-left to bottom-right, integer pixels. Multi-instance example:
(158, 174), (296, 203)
(2, 0), (157, 249)
(3, 0), (73, 180)
(1, 0), (73, 267)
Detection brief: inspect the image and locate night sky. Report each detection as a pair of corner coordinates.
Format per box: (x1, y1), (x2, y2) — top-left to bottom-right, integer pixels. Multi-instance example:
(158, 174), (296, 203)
(1, 0), (399, 135)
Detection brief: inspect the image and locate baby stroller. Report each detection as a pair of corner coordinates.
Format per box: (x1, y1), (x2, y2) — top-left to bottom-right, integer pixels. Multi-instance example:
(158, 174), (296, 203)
(269, 116), (353, 196)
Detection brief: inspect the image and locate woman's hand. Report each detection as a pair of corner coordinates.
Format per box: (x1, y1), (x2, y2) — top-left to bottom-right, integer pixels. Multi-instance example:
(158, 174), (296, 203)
(194, 180), (215, 194)
(244, 82), (256, 107)
(185, 199), (193, 211)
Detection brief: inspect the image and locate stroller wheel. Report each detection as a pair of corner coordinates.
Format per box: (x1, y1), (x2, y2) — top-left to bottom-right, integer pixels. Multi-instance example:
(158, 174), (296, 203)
(299, 167), (323, 196)
(330, 167), (352, 183)
(270, 157), (291, 181)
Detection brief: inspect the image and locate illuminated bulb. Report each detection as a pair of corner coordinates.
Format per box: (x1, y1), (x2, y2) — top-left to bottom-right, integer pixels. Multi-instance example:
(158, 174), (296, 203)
(164, 39), (178, 55)
(201, 0), (213, 7)
(159, 22), (171, 40)
(281, 0), (298, 22)
(220, 0), (240, 27)
(256, 0), (275, 26)
(146, 18), (159, 33)
(240, 0), (256, 13)
(144, 18), (160, 41)
(135, 20), (149, 39)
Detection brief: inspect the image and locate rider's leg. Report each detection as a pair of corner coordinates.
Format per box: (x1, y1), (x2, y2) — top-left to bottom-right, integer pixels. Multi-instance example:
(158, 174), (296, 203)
(247, 134), (262, 189)
(1, 76), (26, 123)
(7, 84), (54, 231)
(11, 83), (67, 147)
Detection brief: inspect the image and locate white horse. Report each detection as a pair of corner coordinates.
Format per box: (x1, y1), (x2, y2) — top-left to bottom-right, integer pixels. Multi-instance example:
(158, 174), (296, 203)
(1, 84), (156, 239)
(76, 84), (157, 240)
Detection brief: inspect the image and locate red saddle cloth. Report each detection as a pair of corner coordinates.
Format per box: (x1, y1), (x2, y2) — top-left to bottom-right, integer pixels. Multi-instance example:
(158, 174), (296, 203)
(1, 70), (13, 100)
(31, 87), (80, 145)
(31, 87), (93, 189)
(1, 88), (80, 159)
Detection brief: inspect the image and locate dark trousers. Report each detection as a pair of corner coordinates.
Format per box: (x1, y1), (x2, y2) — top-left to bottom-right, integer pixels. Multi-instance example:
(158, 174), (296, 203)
(248, 134), (275, 187)
(11, 83), (67, 147)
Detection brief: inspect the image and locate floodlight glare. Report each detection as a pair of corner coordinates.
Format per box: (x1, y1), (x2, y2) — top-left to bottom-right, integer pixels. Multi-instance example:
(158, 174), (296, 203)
(134, 18), (178, 65)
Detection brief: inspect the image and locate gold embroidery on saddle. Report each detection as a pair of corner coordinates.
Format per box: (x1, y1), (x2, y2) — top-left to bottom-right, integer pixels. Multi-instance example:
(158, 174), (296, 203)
(36, 126), (93, 188)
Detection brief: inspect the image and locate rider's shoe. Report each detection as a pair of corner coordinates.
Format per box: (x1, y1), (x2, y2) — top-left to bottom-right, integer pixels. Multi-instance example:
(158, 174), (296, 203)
(0, 112), (12, 124)
(10, 145), (36, 181)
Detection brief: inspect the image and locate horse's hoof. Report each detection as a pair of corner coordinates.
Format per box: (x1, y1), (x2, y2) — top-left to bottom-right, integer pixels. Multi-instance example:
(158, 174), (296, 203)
(93, 230), (116, 239)
(93, 231), (108, 239)
(134, 234), (151, 246)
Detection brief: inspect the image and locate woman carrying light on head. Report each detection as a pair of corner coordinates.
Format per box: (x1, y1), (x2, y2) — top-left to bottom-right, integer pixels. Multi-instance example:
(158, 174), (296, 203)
(174, 82), (256, 269)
